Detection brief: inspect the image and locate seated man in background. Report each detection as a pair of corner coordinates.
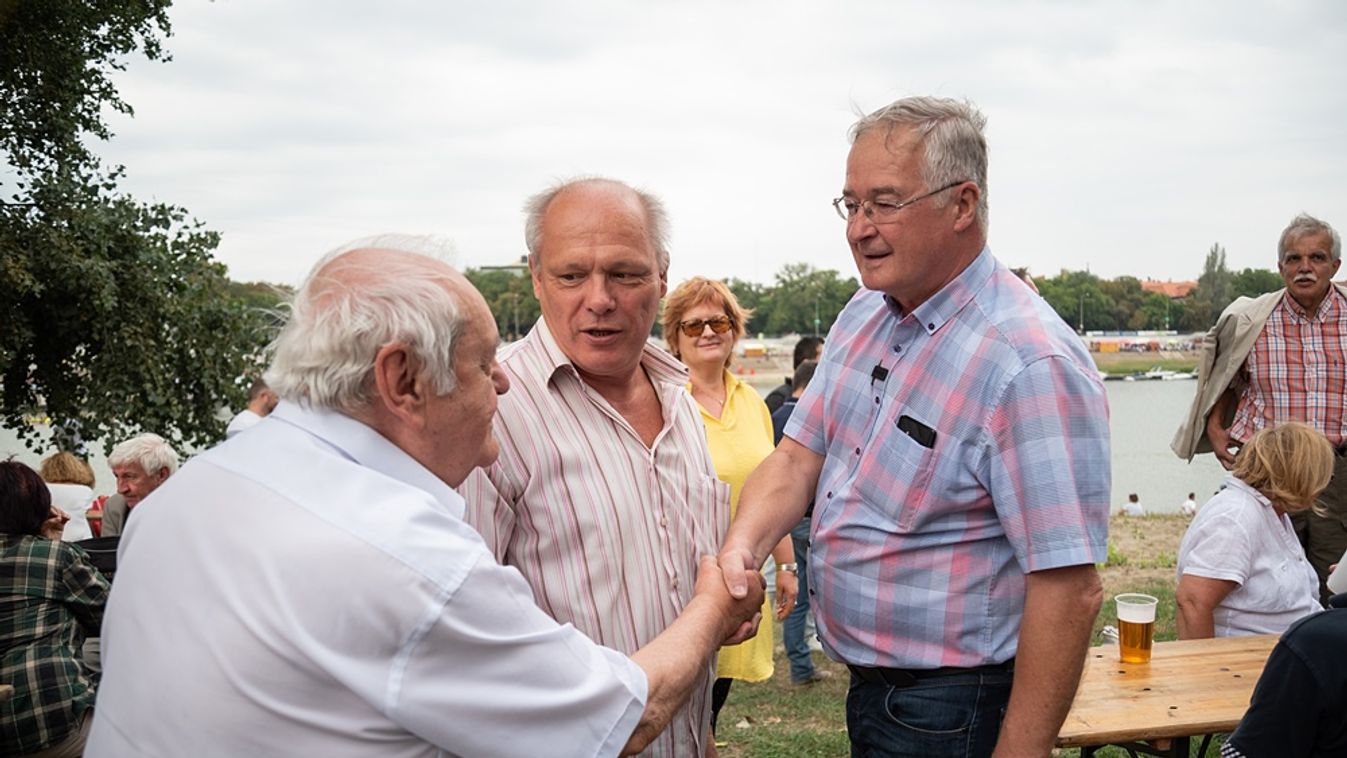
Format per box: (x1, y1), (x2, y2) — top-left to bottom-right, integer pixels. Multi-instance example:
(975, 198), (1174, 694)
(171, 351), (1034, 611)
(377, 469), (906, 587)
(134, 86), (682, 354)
(86, 238), (764, 758)
(98, 433), (178, 537)
(225, 377), (279, 438)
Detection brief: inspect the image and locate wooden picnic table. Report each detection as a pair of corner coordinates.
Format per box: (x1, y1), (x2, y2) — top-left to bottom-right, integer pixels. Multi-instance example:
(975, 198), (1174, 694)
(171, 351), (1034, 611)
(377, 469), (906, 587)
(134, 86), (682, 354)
(1057, 634), (1278, 757)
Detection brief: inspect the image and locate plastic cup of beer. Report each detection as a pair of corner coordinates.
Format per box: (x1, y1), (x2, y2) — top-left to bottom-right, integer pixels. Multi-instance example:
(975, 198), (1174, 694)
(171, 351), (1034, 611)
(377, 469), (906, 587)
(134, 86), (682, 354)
(1116, 593), (1158, 664)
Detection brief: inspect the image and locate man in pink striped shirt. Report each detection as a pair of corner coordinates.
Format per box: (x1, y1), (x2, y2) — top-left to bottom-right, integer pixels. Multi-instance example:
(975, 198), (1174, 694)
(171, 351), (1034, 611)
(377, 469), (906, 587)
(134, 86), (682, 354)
(460, 178), (735, 757)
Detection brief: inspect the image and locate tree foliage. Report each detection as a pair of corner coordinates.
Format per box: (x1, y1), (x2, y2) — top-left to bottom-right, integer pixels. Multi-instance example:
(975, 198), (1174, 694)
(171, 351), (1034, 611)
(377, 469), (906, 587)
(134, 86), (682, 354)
(1, 2), (270, 454)
(1035, 242), (1283, 335)
(464, 268), (540, 342)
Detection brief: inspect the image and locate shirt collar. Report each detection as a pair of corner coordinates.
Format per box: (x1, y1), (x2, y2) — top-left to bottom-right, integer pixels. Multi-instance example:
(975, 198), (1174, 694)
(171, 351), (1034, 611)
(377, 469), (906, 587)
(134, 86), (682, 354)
(269, 401), (465, 518)
(1281, 285), (1343, 322)
(883, 246), (995, 335)
(529, 316), (689, 389)
(1223, 472), (1273, 509)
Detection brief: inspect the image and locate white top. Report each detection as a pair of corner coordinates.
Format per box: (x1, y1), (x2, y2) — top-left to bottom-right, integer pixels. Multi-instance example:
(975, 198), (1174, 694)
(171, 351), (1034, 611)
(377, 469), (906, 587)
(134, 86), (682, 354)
(1177, 474), (1321, 637)
(1181, 496), (1198, 516)
(1122, 501), (1145, 517)
(46, 482), (94, 542)
(224, 408), (263, 438)
(86, 402), (647, 758)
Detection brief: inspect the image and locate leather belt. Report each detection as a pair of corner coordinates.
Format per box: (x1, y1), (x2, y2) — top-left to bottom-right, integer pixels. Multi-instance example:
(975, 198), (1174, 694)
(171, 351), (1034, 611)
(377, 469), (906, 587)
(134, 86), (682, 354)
(847, 658), (1015, 689)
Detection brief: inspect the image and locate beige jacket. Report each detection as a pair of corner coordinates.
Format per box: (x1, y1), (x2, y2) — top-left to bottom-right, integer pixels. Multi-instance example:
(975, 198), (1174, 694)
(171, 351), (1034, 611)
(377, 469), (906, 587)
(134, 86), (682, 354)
(1172, 283), (1347, 460)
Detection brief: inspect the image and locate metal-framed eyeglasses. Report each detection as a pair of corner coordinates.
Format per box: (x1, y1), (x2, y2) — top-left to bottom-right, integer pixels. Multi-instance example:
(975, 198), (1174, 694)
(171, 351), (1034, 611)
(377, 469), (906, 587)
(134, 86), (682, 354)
(676, 315), (733, 337)
(831, 180), (968, 224)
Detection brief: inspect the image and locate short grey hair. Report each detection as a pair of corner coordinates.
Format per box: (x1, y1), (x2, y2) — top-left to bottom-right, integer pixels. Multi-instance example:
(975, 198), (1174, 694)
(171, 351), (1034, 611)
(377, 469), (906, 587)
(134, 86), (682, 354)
(265, 235), (466, 415)
(849, 96), (989, 233)
(1278, 213), (1341, 264)
(109, 433), (180, 476)
(522, 177), (671, 274)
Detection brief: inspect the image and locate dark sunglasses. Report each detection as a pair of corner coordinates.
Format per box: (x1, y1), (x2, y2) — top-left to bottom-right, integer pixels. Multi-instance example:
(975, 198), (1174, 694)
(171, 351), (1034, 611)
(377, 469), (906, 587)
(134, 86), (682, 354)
(677, 315), (733, 337)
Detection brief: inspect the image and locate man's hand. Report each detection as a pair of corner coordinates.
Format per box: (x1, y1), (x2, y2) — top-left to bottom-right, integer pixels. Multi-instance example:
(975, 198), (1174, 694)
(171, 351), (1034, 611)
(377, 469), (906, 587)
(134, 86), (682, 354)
(694, 555), (765, 644)
(40, 506), (70, 541)
(716, 543), (759, 600)
(1205, 413), (1238, 469)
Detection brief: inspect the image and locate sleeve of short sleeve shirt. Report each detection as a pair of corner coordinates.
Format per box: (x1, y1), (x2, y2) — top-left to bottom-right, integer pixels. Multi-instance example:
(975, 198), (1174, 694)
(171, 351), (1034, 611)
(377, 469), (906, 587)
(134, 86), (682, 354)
(783, 354), (834, 456)
(985, 355), (1111, 573)
(1179, 512), (1253, 585)
(394, 552), (648, 757)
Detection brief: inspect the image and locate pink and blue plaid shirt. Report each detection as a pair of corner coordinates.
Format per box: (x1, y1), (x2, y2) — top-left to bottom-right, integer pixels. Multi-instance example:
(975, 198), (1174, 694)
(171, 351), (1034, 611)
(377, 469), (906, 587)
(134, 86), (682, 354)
(785, 248), (1110, 669)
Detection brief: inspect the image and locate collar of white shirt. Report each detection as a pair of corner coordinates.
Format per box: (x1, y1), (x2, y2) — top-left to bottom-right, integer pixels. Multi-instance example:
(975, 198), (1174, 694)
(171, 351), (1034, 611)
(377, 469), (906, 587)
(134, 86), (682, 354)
(268, 400), (465, 519)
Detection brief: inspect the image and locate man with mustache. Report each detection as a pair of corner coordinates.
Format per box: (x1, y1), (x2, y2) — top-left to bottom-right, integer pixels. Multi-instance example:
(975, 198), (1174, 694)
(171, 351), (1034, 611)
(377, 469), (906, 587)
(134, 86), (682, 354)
(1175, 213), (1347, 603)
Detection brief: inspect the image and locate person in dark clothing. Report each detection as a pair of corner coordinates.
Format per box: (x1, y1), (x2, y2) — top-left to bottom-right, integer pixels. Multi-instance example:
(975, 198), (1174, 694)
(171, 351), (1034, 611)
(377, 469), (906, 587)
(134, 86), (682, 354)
(1221, 596), (1347, 757)
(771, 359), (827, 684)
(764, 337), (824, 413)
(0, 460), (109, 757)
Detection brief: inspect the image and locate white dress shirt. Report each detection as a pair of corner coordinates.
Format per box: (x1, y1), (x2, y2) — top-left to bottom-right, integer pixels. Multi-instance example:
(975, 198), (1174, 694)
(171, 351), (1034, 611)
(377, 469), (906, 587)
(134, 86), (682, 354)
(1177, 475), (1321, 637)
(87, 402), (646, 758)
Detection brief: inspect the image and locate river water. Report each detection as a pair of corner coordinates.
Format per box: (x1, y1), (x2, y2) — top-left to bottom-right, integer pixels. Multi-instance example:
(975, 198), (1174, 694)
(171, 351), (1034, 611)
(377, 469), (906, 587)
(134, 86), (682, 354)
(1, 380), (1225, 512)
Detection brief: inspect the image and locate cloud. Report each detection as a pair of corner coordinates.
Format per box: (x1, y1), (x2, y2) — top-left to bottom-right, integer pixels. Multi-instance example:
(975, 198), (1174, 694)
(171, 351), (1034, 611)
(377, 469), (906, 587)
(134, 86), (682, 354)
(96, 0), (1347, 288)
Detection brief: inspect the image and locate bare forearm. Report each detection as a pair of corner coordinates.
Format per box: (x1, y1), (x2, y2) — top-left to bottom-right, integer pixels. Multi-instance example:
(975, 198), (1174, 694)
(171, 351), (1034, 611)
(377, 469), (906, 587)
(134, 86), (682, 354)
(994, 565), (1103, 757)
(725, 439), (821, 564)
(623, 597), (724, 755)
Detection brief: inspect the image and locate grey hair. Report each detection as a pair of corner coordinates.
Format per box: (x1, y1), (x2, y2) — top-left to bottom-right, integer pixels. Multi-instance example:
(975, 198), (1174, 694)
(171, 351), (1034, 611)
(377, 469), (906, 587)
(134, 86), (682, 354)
(522, 176), (671, 274)
(264, 235), (466, 415)
(108, 433), (180, 476)
(1278, 213), (1341, 264)
(849, 96), (990, 233)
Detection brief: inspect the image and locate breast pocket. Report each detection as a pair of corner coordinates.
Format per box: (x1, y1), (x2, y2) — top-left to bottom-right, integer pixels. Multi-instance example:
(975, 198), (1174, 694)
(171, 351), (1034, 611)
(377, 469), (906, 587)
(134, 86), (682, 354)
(686, 475), (732, 554)
(854, 419), (937, 532)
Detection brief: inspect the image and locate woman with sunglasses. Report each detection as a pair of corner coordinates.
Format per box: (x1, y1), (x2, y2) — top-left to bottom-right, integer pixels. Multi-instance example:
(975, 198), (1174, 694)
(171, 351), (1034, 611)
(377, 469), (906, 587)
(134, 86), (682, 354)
(663, 277), (798, 741)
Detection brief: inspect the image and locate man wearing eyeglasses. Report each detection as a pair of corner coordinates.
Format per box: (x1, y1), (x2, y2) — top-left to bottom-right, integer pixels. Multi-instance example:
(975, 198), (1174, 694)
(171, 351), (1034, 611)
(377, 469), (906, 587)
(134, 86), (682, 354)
(718, 96), (1111, 757)
(459, 178), (736, 757)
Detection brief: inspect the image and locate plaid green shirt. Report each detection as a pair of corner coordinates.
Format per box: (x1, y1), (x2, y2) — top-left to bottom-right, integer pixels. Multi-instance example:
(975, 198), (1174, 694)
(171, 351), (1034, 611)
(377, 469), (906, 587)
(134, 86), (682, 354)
(1, 535), (109, 753)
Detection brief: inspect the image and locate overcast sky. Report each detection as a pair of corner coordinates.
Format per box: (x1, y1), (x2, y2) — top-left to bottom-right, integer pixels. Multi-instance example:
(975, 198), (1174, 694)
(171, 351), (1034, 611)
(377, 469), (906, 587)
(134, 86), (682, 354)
(96, 0), (1347, 290)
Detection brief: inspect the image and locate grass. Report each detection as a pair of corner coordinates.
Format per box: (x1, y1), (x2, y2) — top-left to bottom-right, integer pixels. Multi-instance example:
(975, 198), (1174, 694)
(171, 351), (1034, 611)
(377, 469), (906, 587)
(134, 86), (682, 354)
(1091, 353), (1198, 376)
(714, 578), (1218, 757)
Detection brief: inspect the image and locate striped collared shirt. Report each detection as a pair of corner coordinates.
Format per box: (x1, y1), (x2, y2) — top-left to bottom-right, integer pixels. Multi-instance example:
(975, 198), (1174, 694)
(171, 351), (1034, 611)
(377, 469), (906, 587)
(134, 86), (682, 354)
(785, 248), (1111, 669)
(459, 319), (730, 758)
(1230, 289), (1347, 446)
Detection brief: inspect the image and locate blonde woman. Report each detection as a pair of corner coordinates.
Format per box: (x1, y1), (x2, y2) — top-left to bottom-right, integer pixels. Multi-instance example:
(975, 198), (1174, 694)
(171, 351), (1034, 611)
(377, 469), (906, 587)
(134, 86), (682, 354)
(1177, 422), (1330, 638)
(663, 277), (797, 734)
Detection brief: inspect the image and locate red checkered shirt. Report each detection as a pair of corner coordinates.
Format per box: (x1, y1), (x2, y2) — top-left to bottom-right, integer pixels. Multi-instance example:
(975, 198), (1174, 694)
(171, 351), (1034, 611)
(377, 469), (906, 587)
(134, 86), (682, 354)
(1230, 289), (1347, 447)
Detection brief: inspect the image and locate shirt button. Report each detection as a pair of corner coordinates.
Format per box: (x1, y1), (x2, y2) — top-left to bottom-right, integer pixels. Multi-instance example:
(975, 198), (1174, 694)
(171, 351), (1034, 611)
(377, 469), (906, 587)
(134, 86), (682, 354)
(894, 345), (901, 353)
(671, 577), (679, 589)
(927, 322), (935, 331)
(660, 516), (668, 527)
(826, 491), (833, 498)
(875, 397), (880, 404)
(854, 447), (861, 455)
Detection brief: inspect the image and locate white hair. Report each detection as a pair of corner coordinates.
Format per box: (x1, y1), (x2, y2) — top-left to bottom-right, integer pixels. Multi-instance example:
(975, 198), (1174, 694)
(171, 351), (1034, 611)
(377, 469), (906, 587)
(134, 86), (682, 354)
(1278, 213), (1341, 264)
(108, 433), (180, 476)
(850, 96), (990, 234)
(264, 235), (466, 415)
(522, 177), (671, 274)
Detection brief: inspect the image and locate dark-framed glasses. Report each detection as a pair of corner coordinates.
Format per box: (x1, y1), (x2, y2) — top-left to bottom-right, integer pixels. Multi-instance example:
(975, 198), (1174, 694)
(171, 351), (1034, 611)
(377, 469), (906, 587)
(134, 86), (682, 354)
(832, 180), (968, 223)
(677, 315), (733, 337)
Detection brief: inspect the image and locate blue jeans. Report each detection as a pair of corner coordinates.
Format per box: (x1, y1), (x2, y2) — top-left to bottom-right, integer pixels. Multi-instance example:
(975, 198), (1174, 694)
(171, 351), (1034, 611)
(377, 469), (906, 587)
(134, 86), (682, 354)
(845, 668), (1012, 757)
(782, 517), (815, 682)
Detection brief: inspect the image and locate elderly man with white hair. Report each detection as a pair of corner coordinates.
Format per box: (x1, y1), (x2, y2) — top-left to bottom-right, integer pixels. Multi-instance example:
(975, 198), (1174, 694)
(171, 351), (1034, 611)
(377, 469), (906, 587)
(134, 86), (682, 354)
(86, 238), (764, 758)
(98, 432), (179, 537)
